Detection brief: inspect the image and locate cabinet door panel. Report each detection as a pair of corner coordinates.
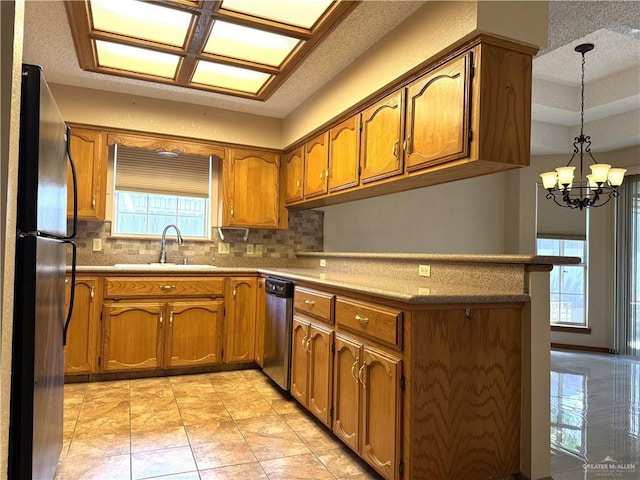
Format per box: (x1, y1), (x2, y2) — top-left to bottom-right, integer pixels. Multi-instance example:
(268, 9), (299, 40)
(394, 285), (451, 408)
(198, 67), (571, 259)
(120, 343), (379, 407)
(333, 333), (361, 452)
(290, 318), (309, 405)
(68, 128), (106, 219)
(405, 53), (472, 171)
(255, 278), (266, 367)
(223, 149), (279, 228)
(64, 277), (100, 374)
(165, 300), (223, 368)
(360, 91), (404, 184)
(328, 116), (360, 192)
(304, 133), (329, 198)
(102, 303), (163, 372)
(308, 323), (334, 427)
(224, 278), (257, 363)
(283, 148), (304, 204)
(360, 347), (402, 480)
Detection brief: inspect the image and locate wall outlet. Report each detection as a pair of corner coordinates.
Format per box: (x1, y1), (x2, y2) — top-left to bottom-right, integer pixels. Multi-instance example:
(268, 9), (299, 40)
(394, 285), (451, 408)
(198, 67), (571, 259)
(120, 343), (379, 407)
(320, 259), (326, 267)
(246, 243), (254, 255)
(254, 244), (263, 255)
(92, 238), (102, 252)
(418, 264), (431, 277)
(217, 242), (230, 254)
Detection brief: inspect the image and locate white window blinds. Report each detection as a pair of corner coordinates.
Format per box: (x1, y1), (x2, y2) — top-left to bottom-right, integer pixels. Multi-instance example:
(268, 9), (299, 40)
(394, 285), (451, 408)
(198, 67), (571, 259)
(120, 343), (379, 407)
(114, 145), (211, 197)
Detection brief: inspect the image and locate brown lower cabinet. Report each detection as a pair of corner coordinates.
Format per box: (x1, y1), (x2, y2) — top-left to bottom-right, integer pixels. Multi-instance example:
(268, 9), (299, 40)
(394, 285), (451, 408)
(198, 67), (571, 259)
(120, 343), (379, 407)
(102, 300), (223, 372)
(290, 317), (334, 427)
(333, 333), (402, 480)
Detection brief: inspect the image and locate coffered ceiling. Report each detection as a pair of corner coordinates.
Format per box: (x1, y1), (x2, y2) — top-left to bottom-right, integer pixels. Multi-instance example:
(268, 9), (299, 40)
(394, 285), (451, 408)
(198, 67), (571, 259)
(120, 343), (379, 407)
(21, 1), (640, 155)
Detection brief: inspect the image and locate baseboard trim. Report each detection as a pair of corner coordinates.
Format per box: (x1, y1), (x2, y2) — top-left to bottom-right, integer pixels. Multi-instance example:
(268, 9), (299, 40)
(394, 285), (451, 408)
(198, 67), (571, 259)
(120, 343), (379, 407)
(551, 343), (613, 354)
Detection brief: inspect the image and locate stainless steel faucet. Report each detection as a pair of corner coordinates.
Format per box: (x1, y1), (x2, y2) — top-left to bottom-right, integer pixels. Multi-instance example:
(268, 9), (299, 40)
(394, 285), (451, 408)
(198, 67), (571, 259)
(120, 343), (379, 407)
(159, 224), (184, 264)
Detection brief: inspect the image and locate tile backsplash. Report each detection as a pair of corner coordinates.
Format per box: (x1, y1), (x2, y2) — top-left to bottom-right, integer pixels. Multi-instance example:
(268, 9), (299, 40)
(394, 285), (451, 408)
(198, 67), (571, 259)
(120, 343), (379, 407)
(70, 210), (323, 267)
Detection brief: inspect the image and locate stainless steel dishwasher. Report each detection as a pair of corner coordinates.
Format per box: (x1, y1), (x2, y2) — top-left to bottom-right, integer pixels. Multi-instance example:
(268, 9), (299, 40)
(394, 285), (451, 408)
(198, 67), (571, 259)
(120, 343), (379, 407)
(263, 277), (294, 390)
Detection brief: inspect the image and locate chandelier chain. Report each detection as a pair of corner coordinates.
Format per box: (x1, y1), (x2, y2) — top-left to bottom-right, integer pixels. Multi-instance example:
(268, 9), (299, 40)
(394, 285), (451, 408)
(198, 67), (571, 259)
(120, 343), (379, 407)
(580, 50), (586, 138)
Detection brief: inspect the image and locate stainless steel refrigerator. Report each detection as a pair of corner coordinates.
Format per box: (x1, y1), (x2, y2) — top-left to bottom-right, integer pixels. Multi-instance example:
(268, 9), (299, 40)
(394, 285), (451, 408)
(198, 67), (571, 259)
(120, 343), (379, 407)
(9, 64), (77, 480)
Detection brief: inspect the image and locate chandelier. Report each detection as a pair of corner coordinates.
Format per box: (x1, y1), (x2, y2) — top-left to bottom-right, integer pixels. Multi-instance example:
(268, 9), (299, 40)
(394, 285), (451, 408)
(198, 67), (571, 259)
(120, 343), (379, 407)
(539, 43), (626, 210)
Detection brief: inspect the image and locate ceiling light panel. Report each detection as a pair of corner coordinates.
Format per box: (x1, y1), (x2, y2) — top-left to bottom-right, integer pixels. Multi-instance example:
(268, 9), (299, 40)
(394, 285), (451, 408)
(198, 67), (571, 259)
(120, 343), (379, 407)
(192, 60), (271, 94)
(204, 20), (301, 67)
(95, 40), (181, 79)
(90, 0), (193, 47)
(220, 0), (333, 29)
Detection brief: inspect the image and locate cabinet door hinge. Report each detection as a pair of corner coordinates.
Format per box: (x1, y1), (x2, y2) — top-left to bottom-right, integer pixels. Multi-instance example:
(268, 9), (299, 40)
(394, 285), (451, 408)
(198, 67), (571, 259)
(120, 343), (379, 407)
(221, 348), (224, 359)
(400, 375), (406, 390)
(331, 342), (335, 353)
(399, 461), (405, 477)
(468, 129), (473, 141)
(330, 407), (334, 419)
(100, 311), (103, 321)
(97, 356), (101, 367)
(357, 164), (362, 177)
(469, 51), (475, 79)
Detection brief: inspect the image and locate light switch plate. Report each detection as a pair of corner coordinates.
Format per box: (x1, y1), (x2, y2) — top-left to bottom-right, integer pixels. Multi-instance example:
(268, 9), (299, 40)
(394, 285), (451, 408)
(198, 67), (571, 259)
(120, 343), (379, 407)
(320, 259), (326, 267)
(246, 243), (254, 255)
(418, 264), (431, 277)
(218, 242), (230, 254)
(254, 244), (263, 255)
(92, 238), (102, 252)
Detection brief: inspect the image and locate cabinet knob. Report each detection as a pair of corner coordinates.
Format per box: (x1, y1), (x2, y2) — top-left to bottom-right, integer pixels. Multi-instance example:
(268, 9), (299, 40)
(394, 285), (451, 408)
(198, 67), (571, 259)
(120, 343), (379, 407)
(355, 314), (369, 324)
(169, 311), (174, 327)
(90, 286), (95, 301)
(296, 179), (301, 188)
(159, 285), (176, 291)
(230, 205), (234, 218)
(403, 135), (412, 155)
(232, 286), (237, 297)
(392, 140), (399, 159)
(304, 299), (315, 305)
(358, 361), (368, 388)
(319, 170), (324, 181)
(91, 195), (96, 209)
(159, 312), (163, 325)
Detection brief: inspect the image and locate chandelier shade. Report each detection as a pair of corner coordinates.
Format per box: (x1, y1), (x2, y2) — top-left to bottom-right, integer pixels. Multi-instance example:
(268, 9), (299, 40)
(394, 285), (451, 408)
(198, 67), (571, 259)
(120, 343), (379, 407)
(539, 43), (626, 210)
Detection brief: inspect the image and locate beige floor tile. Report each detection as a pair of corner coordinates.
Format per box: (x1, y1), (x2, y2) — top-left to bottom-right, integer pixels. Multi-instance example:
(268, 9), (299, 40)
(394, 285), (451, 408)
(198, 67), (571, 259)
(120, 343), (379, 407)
(185, 419), (244, 445)
(269, 397), (304, 415)
(73, 414), (130, 437)
(131, 409), (183, 433)
(131, 425), (190, 453)
(316, 448), (371, 477)
(260, 452), (334, 480)
(191, 439), (257, 470)
(223, 398), (276, 420)
(60, 453), (130, 480)
(199, 462), (268, 480)
(131, 446), (196, 480)
(216, 386), (261, 403)
(77, 399), (130, 422)
(177, 403), (233, 425)
(67, 432), (131, 459)
(281, 410), (320, 432)
(142, 473), (200, 480)
(234, 414), (292, 436)
(296, 424), (343, 454)
(255, 386), (286, 400)
(130, 397), (180, 416)
(244, 430), (311, 461)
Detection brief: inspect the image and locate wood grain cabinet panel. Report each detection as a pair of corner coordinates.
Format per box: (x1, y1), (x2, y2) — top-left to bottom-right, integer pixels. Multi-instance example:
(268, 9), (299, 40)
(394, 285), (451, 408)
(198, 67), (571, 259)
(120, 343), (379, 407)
(283, 148), (304, 204)
(405, 53), (472, 171)
(64, 276), (101, 375)
(102, 302), (164, 372)
(304, 133), (329, 198)
(222, 148), (280, 228)
(164, 300), (223, 368)
(224, 278), (257, 363)
(360, 91), (404, 184)
(291, 317), (334, 427)
(328, 115), (360, 192)
(67, 127), (107, 220)
(294, 287), (334, 324)
(333, 333), (361, 453)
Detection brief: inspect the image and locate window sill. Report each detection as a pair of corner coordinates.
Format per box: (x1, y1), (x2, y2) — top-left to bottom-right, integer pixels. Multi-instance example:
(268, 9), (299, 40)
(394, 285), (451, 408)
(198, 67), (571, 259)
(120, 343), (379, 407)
(551, 325), (592, 334)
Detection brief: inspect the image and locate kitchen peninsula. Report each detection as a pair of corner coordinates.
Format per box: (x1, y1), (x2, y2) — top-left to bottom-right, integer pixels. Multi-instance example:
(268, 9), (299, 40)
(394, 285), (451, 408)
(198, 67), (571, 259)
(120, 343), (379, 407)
(69, 252), (578, 480)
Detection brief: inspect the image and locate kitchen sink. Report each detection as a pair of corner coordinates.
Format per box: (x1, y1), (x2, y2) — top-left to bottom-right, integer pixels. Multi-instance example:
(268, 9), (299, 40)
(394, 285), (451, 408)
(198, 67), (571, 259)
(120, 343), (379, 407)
(113, 263), (218, 269)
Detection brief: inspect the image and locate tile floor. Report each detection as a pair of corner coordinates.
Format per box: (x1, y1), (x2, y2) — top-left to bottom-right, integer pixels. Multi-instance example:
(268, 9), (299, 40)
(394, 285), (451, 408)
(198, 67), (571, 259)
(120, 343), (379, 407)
(56, 369), (381, 480)
(551, 350), (640, 480)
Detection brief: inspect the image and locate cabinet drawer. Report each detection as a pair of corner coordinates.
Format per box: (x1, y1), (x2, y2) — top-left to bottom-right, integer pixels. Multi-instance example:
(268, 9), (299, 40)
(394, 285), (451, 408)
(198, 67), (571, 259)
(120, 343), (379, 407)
(336, 298), (402, 349)
(105, 277), (224, 298)
(294, 287), (334, 323)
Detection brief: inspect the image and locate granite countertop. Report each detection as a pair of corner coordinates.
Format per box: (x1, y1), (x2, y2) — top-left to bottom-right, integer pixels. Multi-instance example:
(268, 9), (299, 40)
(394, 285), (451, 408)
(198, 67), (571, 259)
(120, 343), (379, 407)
(74, 263), (531, 305)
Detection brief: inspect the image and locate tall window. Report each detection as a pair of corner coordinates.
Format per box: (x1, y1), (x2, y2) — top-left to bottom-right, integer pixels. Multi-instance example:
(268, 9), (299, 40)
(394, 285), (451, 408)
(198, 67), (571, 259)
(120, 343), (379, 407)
(112, 145), (214, 239)
(537, 237), (588, 326)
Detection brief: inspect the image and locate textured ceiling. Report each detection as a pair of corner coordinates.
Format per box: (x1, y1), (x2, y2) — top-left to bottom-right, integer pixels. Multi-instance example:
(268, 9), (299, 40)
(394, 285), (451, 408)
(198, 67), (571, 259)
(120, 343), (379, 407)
(21, 1), (640, 155)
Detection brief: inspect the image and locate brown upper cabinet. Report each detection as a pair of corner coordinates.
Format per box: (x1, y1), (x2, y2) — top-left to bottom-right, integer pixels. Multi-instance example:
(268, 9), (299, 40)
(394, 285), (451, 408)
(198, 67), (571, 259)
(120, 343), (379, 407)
(67, 127), (107, 220)
(283, 147), (304, 204)
(328, 115), (361, 192)
(304, 133), (329, 199)
(221, 147), (280, 228)
(405, 52), (472, 171)
(360, 91), (405, 184)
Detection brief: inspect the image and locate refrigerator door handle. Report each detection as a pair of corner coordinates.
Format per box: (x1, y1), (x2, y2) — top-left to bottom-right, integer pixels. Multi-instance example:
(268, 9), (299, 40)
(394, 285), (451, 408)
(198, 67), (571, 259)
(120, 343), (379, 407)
(64, 126), (78, 240)
(62, 240), (77, 346)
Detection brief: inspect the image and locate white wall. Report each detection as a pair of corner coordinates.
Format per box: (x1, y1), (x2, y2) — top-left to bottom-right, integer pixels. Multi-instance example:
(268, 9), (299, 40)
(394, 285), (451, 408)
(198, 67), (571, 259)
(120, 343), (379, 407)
(321, 172), (507, 253)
